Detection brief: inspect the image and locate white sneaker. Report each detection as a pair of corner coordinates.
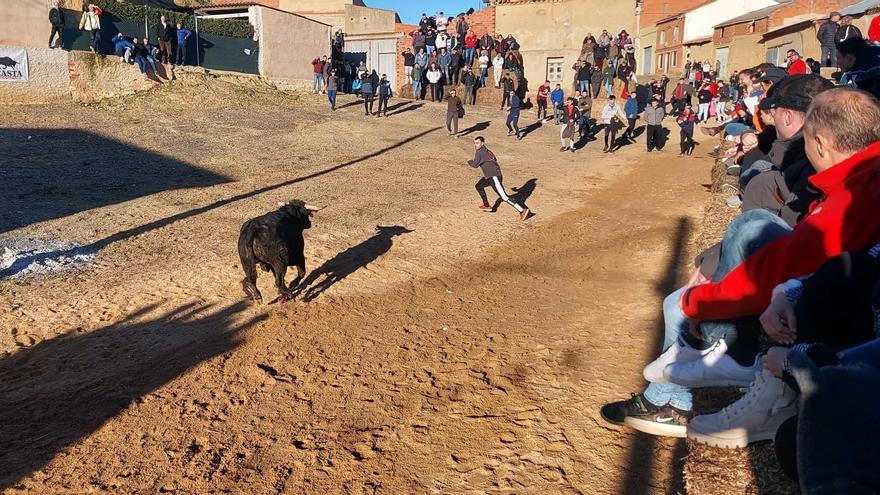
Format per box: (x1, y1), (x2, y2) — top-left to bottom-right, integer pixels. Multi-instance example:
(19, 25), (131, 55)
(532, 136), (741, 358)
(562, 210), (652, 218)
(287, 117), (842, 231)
(664, 342), (760, 387)
(643, 339), (714, 383)
(687, 370), (798, 449)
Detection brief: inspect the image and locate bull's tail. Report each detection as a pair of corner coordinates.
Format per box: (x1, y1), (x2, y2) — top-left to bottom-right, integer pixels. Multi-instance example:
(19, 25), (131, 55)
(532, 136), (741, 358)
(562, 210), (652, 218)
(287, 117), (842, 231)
(238, 221), (262, 301)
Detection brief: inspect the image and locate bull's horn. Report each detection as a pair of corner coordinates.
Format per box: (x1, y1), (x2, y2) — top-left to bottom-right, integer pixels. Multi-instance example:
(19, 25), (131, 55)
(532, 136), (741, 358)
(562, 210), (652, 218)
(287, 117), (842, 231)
(304, 204), (324, 212)
(277, 202), (287, 207)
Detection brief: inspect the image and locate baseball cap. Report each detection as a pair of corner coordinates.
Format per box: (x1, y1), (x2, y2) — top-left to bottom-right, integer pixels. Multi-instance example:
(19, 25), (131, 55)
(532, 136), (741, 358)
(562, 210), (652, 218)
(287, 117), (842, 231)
(758, 74), (834, 112)
(759, 67), (787, 84)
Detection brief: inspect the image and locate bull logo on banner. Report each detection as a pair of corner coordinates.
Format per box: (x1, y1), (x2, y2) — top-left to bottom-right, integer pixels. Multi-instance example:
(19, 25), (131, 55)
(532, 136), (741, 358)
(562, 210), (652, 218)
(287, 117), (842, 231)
(0, 48), (29, 83)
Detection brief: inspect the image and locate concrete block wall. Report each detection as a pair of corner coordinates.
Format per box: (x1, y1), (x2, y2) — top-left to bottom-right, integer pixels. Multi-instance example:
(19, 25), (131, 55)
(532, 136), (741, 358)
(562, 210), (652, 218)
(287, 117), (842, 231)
(0, 47), (70, 104)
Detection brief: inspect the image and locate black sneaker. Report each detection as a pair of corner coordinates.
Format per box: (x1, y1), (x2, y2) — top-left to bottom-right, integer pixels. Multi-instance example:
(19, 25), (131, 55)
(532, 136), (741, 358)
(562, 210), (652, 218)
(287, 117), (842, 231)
(602, 394), (690, 438)
(601, 394), (651, 425)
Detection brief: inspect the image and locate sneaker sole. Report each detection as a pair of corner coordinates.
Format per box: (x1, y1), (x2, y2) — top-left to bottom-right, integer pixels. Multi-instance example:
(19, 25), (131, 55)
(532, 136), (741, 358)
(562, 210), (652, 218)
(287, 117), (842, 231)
(687, 426), (773, 449)
(665, 374), (754, 388)
(624, 416), (687, 438)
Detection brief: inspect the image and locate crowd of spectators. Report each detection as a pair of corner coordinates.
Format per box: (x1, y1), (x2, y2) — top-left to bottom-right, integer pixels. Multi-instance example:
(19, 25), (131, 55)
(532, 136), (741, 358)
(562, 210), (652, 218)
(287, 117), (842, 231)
(399, 11), (525, 104)
(597, 15), (880, 493)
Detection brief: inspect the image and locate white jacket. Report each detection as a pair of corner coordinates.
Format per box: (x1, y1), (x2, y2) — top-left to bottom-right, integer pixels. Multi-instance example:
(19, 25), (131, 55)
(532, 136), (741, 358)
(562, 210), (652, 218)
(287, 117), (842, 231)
(492, 56), (504, 70)
(601, 103), (627, 124)
(426, 69), (442, 84)
(79, 11), (101, 31)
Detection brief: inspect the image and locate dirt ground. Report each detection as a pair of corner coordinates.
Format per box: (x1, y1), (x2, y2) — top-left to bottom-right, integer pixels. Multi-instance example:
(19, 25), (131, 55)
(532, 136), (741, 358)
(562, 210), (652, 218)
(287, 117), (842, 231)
(2, 74), (778, 494)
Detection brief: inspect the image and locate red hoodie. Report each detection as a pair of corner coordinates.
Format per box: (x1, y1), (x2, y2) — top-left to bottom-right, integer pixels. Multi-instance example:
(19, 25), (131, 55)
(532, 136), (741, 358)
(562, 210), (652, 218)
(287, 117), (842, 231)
(682, 141), (880, 321)
(788, 59), (807, 75)
(465, 34), (478, 48)
(870, 15), (880, 44)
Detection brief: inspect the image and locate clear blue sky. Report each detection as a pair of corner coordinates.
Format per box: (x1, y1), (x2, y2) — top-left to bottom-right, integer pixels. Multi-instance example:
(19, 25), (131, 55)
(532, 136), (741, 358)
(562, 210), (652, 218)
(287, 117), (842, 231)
(365, 0), (488, 25)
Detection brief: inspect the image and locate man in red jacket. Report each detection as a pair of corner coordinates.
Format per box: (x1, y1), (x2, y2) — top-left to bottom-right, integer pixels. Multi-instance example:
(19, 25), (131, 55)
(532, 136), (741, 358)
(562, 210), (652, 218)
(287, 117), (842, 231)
(786, 49), (808, 74)
(600, 87), (880, 439)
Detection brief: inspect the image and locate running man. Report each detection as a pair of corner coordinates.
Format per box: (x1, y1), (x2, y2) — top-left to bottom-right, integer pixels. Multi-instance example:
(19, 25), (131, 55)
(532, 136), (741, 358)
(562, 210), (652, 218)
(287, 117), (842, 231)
(468, 136), (530, 221)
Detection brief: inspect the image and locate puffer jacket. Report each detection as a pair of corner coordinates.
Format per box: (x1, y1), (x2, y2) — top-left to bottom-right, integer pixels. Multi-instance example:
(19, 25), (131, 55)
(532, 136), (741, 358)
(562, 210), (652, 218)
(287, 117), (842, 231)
(817, 20), (839, 47)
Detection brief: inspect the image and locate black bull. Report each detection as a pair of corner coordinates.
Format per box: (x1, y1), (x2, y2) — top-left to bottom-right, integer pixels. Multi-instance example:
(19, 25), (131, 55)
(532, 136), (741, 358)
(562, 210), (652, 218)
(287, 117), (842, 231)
(238, 201), (320, 303)
(0, 57), (19, 69)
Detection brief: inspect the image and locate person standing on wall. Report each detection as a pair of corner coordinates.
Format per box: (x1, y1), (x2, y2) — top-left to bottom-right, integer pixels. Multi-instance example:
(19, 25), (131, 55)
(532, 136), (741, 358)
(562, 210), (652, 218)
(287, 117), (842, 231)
(401, 47), (415, 84)
(49, 1), (64, 49)
(817, 11), (841, 67)
(155, 15), (174, 64)
(175, 22), (192, 67)
(78, 4), (103, 54)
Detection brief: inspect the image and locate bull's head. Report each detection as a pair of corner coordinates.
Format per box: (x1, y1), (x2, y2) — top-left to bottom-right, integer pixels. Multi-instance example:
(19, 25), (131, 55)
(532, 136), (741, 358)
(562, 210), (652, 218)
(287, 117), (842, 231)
(277, 201), (326, 221)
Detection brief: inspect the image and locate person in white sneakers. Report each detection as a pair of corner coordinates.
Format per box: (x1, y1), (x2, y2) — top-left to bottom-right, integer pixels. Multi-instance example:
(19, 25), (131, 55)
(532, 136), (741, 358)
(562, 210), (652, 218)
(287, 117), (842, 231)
(599, 86), (880, 438)
(690, 241), (880, 449)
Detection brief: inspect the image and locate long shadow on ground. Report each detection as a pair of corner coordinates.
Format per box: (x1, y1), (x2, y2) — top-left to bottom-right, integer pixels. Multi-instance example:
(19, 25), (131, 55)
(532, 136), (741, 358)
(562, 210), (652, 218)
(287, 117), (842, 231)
(0, 302), (264, 490)
(0, 129), (231, 236)
(615, 217), (691, 495)
(0, 127), (440, 278)
(294, 225), (412, 302)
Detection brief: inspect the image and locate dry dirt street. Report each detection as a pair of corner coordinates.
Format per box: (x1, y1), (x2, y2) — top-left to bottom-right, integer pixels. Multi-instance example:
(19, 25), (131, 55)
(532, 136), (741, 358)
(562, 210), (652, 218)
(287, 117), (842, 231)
(2, 76), (714, 494)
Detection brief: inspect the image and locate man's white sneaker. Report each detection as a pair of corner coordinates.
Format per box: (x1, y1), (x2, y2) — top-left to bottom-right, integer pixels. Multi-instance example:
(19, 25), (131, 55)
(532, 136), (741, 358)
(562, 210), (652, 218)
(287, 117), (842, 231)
(663, 342), (760, 387)
(643, 339), (714, 383)
(687, 370), (798, 449)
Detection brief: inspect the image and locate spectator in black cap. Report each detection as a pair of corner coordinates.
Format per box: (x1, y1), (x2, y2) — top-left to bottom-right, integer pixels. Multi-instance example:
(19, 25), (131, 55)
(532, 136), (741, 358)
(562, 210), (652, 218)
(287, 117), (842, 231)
(817, 12), (841, 67)
(741, 74), (835, 227)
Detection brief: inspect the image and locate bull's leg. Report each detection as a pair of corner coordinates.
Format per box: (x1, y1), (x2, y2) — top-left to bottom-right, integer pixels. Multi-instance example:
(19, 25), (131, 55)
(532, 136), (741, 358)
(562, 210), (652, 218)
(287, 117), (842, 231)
(259, 262), (271, 272)
(272, 262), (295, 302)
(288, 265), (305, 292)
(241, 261), (263, 304)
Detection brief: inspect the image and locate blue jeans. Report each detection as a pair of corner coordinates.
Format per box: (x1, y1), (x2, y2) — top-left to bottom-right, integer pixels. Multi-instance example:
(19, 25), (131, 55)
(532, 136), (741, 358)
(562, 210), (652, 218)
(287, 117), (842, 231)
(605, 81), (613, 98)
(465, 47), (475, 67)
(723, 122), (749, 138)
(643, 209), (793, 410)
(327, 89), (337, 108)
(176, 42), (187, 66)
(579, 80), (589, 92)
(427, 45), (435, 57)
(480, 67), (488, 87)
(135, 55), (157, 74)
(313, 73), (323, 92)
(740, 159), (773, 189)
(412, 81), (422, 99)
(821, 45), (837, 67)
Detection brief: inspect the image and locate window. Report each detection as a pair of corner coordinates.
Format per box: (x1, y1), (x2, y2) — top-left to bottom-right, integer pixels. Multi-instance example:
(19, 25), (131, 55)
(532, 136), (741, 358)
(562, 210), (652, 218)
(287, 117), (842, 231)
(672, 50), (677, 67)
(658, 54), (663, 70)
(547, 57), (564, 82)
(660, 30), (667, 45)
(673, 26), (679, 42)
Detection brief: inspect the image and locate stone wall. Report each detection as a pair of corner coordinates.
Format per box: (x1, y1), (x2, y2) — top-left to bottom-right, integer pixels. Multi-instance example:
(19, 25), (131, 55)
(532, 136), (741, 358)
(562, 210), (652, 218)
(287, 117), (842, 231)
(0, 47), (70, 104)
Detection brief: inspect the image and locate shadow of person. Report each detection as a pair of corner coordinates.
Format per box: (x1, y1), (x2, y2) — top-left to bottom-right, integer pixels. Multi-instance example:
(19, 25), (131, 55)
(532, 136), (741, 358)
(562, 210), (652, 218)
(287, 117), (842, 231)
(491, 178), (537, 213)
(0, 301), (262, 490)
(296, 225), (413, 302)
(511, 178), (537, 206)
(519, 121), (542, 139)
(459, 121), (490, 136)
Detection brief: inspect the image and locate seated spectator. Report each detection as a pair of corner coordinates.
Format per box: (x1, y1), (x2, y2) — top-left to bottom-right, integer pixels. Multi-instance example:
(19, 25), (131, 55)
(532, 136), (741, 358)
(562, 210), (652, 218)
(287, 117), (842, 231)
(739, 75), (834, 227)
(838, 37), (880, 97)
(113, 32), (134, 64)
(600, 87), (880, 442)
(132, 37), (158, 78)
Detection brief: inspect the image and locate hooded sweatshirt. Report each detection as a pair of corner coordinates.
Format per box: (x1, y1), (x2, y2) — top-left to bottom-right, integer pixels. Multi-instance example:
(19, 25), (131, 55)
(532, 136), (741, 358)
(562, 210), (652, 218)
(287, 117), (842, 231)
(468, 145), (502, 178)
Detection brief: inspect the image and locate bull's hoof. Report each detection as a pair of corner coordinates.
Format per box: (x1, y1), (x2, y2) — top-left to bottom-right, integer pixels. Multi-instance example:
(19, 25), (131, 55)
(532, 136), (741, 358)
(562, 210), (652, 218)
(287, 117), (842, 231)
(279, 295), (289, 304)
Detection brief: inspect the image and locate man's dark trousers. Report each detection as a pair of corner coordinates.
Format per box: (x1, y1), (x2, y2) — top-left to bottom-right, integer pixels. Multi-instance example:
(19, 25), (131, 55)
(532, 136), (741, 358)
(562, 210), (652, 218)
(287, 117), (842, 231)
(646, 124), (663, 151)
